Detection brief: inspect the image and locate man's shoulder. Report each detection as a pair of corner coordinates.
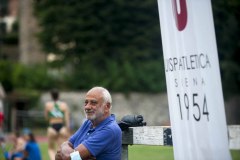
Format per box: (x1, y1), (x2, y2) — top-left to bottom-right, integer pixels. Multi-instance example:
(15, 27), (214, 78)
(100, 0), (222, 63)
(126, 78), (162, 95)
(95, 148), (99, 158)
(104, 120), (121, 135)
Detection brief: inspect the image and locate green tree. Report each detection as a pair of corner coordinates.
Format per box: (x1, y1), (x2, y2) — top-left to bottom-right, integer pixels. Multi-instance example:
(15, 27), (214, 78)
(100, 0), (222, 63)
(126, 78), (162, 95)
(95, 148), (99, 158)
(34, 0), (240, 95)
(34, 0), (165, 92)
(212, 0), (240, 98)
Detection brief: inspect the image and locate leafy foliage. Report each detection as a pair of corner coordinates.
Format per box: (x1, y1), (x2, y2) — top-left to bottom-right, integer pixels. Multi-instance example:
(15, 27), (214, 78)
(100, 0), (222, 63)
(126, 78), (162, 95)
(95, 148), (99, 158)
(10, 0), (236, 96)
(0, 60), (55, 92)
(34, 0), (166, 93)
(212, 0), (240, 97)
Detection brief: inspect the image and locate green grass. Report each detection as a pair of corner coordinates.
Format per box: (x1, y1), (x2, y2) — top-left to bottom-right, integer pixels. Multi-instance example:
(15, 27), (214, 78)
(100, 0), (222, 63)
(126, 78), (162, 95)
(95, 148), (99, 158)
(2, 142), (239, 160)
(39, 142), (240, 160)
(39, 142), (50, 160)
(129, 145), (174, 160)
(231, 149), (240, 160)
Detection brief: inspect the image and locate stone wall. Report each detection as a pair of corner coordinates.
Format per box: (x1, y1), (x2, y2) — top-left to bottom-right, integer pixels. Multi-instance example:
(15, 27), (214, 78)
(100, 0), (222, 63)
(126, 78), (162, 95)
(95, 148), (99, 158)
(41, 91), (240, 129)
(40, 92), (170, 128)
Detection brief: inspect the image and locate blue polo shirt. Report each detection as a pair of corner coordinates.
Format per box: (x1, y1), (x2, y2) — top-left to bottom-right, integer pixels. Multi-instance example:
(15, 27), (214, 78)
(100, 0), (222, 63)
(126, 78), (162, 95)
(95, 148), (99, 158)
(69, 114), (122, 160)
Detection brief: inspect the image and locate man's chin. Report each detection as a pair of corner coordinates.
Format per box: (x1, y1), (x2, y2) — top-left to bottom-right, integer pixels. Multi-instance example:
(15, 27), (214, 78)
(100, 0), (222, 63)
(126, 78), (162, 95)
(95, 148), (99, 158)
(86, 115), (96, 121)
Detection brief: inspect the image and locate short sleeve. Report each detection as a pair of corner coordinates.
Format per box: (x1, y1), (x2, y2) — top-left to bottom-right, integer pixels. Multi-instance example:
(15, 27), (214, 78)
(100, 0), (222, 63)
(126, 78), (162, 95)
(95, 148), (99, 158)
(69, 120), (90, 147)
(69, 127), (81, 144)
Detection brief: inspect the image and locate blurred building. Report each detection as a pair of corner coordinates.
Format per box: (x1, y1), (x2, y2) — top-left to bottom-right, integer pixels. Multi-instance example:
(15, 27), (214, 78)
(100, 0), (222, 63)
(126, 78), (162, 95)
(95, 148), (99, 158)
(0, 0), (46, 132)
(0, 0), (46, 64)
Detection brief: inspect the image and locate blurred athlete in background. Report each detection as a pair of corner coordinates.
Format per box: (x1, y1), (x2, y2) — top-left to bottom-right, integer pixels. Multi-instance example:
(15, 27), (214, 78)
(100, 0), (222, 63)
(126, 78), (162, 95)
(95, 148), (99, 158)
(45, 89), (70, 160)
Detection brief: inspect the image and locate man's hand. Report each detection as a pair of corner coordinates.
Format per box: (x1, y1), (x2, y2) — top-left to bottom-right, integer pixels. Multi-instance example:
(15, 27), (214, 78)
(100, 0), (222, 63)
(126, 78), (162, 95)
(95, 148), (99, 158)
(55, 141), (74, 160)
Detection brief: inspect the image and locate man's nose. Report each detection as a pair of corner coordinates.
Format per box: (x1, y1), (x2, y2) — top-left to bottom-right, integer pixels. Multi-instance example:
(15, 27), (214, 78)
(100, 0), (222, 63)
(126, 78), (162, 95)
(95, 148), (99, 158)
(84, 102), (92, 109)
(84, 104), (90, 109)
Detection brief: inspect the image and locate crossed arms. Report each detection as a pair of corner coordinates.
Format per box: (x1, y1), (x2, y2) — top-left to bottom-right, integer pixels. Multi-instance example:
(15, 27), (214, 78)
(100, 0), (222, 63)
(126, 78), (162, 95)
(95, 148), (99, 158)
(55, 141), (95, 160)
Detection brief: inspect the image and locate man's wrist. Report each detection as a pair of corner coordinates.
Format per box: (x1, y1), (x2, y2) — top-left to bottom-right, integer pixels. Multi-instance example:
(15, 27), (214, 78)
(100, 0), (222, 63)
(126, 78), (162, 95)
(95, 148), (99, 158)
(62, 141), (73, 148)
(67, 141), (73, 148)
(70, 150), (82, 160)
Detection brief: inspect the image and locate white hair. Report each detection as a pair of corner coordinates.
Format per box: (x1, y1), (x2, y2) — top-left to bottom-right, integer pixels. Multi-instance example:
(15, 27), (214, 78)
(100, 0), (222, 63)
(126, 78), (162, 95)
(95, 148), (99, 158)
(91, 86), (112, 108)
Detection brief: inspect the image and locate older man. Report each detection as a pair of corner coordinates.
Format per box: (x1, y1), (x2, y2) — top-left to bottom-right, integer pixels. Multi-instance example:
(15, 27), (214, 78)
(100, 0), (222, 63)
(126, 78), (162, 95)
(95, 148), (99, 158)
(55, 87), (122, 160)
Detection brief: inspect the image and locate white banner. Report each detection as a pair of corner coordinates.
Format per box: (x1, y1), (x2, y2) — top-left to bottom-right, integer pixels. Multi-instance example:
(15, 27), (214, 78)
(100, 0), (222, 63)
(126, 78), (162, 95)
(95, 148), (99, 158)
(157, 0), (231, 160)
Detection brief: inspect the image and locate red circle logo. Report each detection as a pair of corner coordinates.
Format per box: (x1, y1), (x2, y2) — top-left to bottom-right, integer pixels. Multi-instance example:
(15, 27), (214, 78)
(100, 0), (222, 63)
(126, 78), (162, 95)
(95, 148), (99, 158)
(172, 0), (188, 31)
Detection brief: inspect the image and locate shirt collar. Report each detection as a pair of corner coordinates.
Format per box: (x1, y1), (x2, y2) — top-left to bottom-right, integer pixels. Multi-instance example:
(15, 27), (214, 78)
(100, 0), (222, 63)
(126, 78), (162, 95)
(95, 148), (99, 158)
(90, 114), (115, 131)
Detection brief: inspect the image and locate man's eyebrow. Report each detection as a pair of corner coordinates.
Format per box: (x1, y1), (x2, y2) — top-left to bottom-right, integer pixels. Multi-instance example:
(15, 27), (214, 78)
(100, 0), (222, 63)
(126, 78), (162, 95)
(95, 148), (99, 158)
(84, 99), (98, 104)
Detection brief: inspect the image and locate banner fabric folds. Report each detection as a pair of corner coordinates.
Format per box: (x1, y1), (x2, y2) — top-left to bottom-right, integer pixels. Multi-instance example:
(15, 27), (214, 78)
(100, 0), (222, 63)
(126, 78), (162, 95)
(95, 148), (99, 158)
(157, 0), (232, 160)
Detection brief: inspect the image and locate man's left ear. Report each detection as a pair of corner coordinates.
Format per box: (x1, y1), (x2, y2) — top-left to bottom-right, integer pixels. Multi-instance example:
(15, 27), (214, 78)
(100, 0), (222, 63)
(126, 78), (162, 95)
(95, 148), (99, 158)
(105, 102), (111, 109)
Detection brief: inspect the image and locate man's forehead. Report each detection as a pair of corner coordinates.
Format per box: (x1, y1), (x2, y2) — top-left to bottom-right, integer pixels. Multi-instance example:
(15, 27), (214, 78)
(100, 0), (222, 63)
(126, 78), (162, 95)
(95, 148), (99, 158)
(86, 89), (103, 99)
